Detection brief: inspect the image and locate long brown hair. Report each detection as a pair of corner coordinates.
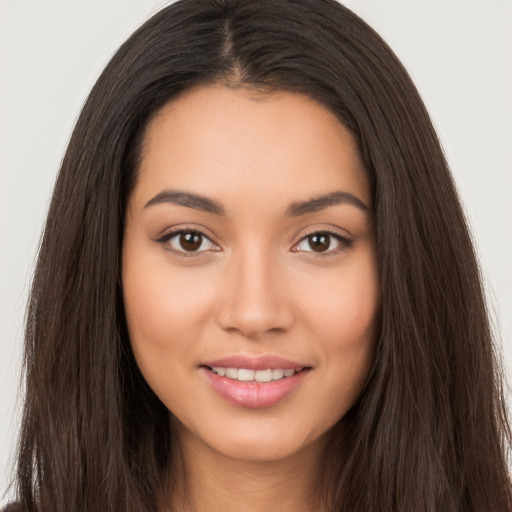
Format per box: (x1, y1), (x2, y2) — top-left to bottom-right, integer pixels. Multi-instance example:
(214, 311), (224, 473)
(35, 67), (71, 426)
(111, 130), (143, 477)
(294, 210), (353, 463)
(12, 0), (511, 510)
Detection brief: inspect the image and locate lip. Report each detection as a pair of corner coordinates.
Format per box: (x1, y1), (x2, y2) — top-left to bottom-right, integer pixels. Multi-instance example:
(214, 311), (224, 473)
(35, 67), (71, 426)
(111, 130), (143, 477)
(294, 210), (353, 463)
(202, 354), (306, 371)
(200, 355), (311, 409)
(202, 367), (309, 408)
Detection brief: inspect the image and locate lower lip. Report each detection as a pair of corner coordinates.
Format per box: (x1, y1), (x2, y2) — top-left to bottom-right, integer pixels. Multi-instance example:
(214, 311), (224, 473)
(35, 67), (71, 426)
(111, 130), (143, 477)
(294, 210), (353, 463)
(202, 367), (309, 409)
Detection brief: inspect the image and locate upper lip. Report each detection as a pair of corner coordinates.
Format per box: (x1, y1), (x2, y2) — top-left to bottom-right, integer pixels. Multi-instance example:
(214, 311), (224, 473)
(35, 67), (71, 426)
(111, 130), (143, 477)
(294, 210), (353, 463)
(202, 355), (308, 371)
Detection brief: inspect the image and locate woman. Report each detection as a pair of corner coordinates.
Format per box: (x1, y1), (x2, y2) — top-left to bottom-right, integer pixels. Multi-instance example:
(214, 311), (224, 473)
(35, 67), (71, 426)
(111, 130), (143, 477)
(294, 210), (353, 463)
(5, 0), (511, 510)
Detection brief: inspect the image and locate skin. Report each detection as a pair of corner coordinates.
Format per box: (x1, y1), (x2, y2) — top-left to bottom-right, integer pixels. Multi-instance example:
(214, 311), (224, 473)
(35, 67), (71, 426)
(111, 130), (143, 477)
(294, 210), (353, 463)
(122, 86), (380, 511)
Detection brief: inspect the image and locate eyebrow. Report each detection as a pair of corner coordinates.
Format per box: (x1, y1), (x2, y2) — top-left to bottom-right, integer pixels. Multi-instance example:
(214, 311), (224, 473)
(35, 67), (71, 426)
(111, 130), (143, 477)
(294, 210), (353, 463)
(144, 190), (225, 215)
(285, 191), (370, 217)
(143, 189), (370, 217)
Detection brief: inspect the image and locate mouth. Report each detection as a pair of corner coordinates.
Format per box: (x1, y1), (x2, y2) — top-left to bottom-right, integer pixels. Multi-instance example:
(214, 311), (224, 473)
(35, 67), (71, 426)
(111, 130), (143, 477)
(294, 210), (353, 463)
(200, 357), (311, 408)
(204, 366), (305, 382)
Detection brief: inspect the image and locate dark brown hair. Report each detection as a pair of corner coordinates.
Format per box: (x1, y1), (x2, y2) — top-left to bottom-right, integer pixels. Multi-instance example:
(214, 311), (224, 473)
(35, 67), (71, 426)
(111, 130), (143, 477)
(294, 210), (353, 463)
(11, 0), (511, 510)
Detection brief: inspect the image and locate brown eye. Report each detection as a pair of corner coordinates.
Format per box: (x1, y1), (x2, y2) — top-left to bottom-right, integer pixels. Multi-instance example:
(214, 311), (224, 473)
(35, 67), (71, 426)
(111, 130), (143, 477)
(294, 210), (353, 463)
(294, 231), (351, 254)
(308, 233), (331, 252)
(179, 232), (202, 251)
(163, 230), (217, 254)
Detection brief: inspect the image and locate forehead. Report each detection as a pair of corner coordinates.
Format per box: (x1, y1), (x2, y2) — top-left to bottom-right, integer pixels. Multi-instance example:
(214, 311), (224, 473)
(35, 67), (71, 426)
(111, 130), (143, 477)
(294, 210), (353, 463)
(132, 86), (370, 213)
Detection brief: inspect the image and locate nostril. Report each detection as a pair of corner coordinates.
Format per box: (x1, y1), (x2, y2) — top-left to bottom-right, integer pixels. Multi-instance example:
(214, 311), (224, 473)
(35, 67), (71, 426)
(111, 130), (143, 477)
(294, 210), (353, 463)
(217, 305), (294, 339)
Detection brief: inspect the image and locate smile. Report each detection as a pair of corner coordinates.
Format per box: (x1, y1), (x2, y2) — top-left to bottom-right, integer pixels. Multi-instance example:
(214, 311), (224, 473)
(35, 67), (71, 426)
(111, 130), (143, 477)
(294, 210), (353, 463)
(209, 367), (299, 382)
(202, 365), (310, 409)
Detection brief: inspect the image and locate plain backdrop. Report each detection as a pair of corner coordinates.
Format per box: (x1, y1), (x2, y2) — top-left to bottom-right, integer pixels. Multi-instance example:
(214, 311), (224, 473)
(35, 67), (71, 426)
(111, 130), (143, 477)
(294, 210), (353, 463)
(1, 0), (511, 498)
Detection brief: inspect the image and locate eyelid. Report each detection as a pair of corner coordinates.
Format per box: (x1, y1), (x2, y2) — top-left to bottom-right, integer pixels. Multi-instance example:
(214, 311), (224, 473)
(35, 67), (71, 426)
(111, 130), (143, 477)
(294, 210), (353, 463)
(154, 224), (353, 257)
(291, 227), (353, 255)
(155, 225), (221, 256)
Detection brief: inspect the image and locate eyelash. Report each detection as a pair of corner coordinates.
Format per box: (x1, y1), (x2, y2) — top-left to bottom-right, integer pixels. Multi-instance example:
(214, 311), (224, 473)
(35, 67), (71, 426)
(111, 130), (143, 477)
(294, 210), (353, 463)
(156, 228), (353, 256)
(156, 228), (220, 257)
(292, 229), (353, 256)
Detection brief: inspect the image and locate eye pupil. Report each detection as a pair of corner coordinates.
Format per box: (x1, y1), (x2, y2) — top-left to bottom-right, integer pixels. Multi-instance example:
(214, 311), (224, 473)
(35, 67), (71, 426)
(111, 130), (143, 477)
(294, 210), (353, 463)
(180, 232), (202, 251)
(308, 233), (330, 252)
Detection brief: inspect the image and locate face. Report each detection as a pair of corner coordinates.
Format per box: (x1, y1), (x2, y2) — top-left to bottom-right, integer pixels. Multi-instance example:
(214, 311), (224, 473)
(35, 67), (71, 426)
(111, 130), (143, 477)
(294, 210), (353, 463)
(122, 86), (379, 463)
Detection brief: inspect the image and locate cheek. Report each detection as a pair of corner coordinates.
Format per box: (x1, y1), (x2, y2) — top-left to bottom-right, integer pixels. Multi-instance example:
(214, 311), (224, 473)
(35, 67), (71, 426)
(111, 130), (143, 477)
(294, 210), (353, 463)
(122, 246), (217, 381)
(122, 256), (221, 419)
(299, 252), (379, 348)
(296, 252), (379, 417)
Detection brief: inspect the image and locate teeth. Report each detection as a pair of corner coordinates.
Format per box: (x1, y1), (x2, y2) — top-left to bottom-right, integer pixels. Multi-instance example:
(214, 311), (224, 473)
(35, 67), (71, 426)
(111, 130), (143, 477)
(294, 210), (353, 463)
(255, 369), (273, 382)
(238, 369), (255, 381)
(225, 368), (238, 379)
(213, 367), (226, 376)
(210, 367), (299, 382)
(272, 369), (284, 380)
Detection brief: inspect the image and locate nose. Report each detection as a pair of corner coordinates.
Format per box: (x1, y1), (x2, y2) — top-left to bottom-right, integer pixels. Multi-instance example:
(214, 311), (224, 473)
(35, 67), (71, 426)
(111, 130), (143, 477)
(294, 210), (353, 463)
(216, 247), (294, 340)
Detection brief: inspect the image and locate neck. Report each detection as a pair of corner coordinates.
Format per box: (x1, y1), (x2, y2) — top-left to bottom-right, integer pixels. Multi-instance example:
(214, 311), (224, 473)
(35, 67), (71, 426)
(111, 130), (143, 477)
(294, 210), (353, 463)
(166, 423), (328, 512)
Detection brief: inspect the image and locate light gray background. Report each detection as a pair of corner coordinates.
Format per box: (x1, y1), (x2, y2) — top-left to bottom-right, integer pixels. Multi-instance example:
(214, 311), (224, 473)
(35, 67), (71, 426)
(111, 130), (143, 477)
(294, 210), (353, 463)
(1, 0), (511, 497)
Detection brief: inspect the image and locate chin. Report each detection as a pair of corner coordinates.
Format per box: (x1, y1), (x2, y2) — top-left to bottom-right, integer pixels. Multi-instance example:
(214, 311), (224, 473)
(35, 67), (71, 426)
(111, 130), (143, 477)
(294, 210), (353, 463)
(180, 414), (329, 464)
